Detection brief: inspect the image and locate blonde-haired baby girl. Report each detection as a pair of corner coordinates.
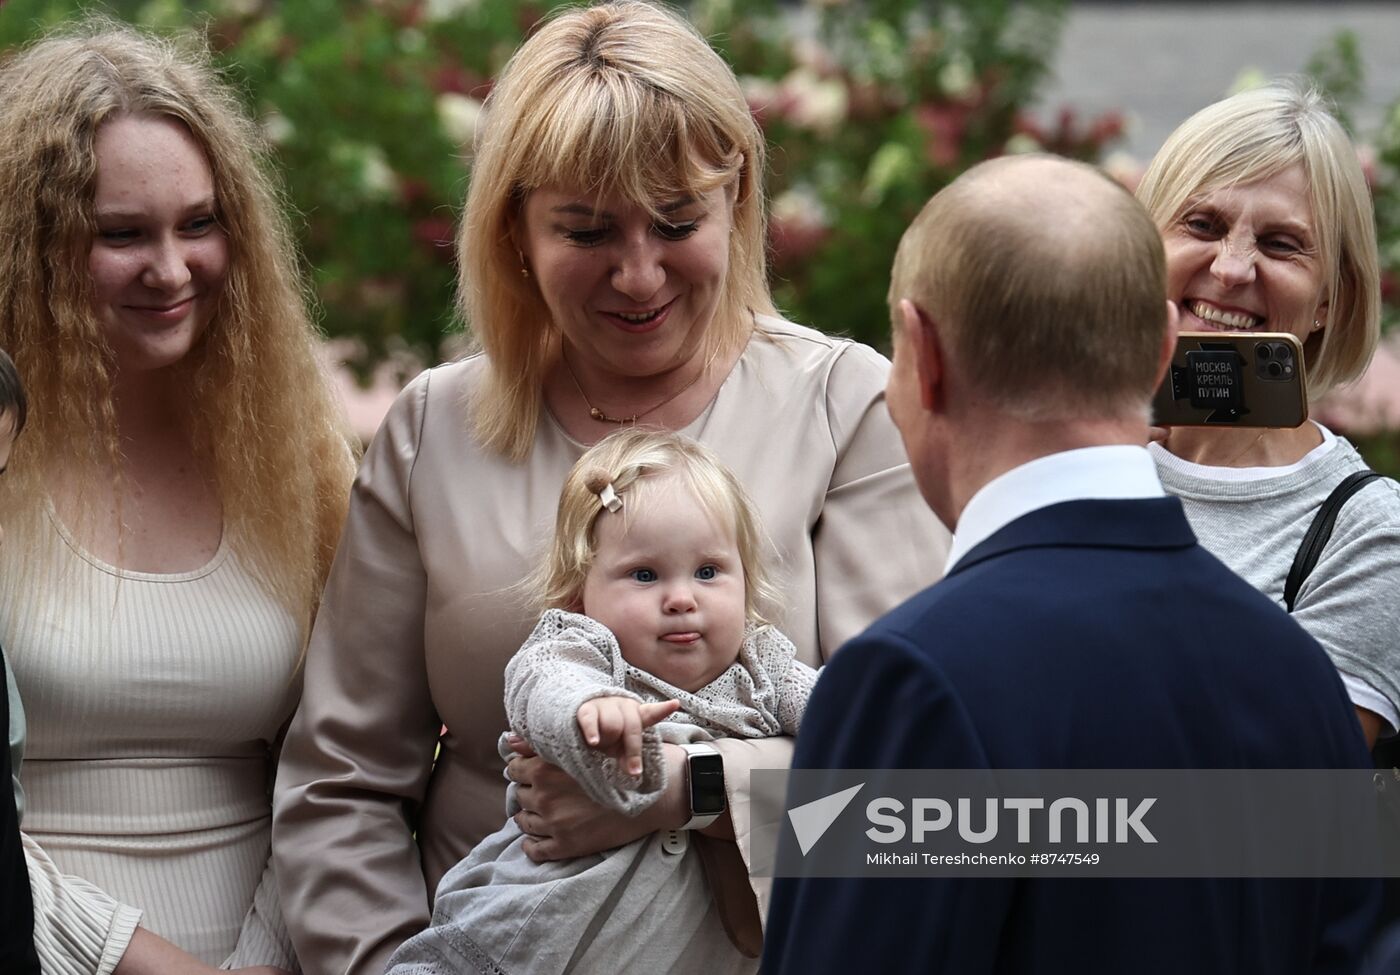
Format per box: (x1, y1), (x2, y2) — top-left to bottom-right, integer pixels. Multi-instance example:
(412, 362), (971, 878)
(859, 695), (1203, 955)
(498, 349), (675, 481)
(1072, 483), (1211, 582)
(386, 428), (815, 975)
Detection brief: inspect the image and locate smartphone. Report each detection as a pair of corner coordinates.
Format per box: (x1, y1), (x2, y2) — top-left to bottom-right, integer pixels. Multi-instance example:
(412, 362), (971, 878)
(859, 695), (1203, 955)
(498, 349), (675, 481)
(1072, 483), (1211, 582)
(1151, 331), (1308, 428)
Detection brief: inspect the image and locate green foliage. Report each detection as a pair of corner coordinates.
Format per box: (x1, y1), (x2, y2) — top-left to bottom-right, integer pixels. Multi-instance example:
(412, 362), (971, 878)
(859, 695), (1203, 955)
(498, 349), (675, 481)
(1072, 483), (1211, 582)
(1368, 77), (1400, 338)
(1349, 432), (1400, 480)
(1297, 31), (1400, 463)
(718, 0), (1114, 348)
(0, 0), (1120, 362)
(1300, 28), (1400, 340)
(1303, 29), (1363, 136)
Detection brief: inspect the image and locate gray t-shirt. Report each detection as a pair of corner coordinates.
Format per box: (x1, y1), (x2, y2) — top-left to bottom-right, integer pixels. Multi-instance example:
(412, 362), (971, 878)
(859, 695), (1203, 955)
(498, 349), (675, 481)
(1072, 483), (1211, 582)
(1152, 428), (1400, 731)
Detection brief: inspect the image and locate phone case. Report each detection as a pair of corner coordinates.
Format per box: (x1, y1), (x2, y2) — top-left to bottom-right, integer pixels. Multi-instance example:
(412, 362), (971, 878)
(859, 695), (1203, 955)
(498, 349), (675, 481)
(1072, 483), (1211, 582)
(1151, 331), (1308, 428)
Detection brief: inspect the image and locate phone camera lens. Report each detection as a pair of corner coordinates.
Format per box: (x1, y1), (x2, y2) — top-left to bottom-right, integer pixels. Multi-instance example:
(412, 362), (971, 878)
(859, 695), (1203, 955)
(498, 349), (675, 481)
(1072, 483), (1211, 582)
(1267, 361), (1283, 378)
(1256, 345), (1272, 360)
(1275, 344), (1292, 362)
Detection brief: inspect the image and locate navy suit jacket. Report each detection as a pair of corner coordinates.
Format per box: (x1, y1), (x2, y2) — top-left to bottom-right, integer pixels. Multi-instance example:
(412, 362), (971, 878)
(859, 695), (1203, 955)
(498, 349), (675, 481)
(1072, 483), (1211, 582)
(764, 497), (1378, 975)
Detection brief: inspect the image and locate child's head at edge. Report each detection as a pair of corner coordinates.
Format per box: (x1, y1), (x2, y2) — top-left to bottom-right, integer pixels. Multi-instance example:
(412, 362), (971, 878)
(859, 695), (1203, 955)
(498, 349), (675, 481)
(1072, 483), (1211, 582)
(0, 349), (27, 459)
(0, 351), (28, 542)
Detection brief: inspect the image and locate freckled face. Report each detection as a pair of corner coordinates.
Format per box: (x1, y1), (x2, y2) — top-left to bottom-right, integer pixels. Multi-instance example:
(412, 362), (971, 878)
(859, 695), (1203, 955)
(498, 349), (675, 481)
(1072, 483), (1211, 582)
(581, 478), (747, 693)
(1164, 164), (1328, 344)
(516, 184), (732, 381)
(88, 114), (229, 376)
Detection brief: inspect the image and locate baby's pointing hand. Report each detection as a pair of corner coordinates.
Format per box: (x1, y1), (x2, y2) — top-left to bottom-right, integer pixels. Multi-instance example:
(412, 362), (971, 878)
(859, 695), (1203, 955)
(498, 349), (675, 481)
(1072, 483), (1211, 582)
(576, 696), (681, 776)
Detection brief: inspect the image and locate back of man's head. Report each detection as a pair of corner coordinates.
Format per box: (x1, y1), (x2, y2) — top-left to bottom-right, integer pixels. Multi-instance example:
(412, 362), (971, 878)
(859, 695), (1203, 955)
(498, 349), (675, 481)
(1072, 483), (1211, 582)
(889, 155), (1167, 422)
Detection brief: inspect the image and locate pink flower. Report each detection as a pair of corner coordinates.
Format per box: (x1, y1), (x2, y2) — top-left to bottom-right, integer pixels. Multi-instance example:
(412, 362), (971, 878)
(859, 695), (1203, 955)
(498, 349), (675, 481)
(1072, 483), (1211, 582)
(769, 216), (830, 271)
(768, 189), (830, 270)
(412, 217), (456, 260)
(1356, 144), (1378, 190)
(1314, 333), (1400, 436)
(916, 102), (969, 168)
(320, 338), (423, 444)
(430, 64), (484, 96)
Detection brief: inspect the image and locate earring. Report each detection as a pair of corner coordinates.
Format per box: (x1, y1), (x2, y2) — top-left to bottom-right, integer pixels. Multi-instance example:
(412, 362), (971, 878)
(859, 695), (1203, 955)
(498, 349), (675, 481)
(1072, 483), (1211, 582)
(1312, 319), (1323, 333)
(517, 250), (530, 280)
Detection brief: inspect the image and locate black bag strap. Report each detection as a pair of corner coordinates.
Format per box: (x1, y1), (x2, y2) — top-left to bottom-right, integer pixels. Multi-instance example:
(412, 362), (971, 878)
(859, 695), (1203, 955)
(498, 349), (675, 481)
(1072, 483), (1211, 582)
(1285, 469), (1385, 612)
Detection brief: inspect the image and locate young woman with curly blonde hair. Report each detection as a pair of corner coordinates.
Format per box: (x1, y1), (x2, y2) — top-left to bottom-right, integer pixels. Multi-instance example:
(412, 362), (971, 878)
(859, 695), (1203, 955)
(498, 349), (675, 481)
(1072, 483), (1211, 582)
(0, 20), (355, 974)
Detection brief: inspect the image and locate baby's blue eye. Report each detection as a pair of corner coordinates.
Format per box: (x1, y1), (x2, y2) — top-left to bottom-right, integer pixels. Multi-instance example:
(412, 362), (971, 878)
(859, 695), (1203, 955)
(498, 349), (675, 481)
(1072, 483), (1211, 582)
(696, 565), (718, 581)
(631, 568), (657, 583)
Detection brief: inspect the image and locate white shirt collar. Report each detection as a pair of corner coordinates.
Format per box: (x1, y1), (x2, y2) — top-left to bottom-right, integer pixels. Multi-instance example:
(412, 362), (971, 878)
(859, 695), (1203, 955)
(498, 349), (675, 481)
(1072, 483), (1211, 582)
(944, 445), (1165, 573)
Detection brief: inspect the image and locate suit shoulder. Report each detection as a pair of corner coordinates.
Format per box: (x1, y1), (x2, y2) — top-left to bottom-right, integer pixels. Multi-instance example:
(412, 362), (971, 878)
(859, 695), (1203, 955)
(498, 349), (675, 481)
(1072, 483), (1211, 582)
(824, 589), (972, 690)
(852, 569), (1008, 659)
(800, 622), (992, 771)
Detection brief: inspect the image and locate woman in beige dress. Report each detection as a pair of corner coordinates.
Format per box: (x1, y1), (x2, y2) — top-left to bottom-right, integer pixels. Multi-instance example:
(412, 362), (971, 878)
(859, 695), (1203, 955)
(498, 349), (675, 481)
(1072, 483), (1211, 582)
(271, 2), (948, 972)
(0, 22), (355, 974)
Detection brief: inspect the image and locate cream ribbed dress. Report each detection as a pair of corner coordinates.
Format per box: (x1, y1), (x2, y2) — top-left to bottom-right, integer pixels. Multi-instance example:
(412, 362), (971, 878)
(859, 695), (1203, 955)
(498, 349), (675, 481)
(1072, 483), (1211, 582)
(3, 507), (301, 971)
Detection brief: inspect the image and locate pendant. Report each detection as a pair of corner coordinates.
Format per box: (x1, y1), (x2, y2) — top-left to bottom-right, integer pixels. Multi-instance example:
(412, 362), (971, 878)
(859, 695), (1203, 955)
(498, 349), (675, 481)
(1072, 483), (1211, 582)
(589, 406), (636, 424)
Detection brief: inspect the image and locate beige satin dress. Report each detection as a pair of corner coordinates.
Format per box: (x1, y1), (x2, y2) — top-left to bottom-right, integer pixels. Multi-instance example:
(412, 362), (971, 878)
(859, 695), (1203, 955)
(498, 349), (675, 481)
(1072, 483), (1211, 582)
(273, 318), (949, 974)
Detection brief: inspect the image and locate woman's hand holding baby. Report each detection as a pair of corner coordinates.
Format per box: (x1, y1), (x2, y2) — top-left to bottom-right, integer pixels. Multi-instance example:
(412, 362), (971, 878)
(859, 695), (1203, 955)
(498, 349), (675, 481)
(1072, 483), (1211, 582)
(576, 696), (680, 776)
(506, 735), (690, 862)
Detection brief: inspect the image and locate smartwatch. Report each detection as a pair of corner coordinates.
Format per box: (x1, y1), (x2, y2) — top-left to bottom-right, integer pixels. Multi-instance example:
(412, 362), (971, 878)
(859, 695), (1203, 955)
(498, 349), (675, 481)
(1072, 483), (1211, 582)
(680, 741), (727, 830)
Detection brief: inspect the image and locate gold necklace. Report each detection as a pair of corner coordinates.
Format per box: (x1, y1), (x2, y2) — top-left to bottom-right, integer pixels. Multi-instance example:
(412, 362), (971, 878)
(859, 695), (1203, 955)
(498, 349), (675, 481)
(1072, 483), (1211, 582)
(1221, 430), (1268, 468)
(560, 345), (719, 425)
(1167, 428), (1268, 468)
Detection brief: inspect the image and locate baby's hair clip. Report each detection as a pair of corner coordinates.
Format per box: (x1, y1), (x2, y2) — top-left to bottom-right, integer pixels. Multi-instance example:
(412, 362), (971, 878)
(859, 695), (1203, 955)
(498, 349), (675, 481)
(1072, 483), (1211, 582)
(584, 470), (623, 513)
(598, 483), (622, 513)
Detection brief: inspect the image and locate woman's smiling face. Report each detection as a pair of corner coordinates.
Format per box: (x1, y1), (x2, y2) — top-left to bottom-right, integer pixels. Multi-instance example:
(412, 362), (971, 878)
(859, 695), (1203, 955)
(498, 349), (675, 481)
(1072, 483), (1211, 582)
(87, 113), (228, 377)
(1164, 163), (1328, 344)
(515, 183), (733, 381)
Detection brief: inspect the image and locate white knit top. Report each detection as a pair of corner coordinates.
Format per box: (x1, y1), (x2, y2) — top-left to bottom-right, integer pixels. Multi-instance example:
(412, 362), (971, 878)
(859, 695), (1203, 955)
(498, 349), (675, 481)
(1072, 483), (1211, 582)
(3, 507), (301, 971)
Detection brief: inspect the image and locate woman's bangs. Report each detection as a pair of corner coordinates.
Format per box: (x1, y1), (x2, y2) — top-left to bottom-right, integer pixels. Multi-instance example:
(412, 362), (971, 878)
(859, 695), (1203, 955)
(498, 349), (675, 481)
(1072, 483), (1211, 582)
(515, 83), (737, 215)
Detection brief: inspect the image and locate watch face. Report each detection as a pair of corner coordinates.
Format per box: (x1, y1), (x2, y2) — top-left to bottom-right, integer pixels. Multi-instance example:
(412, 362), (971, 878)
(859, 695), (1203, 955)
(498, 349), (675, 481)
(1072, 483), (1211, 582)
(689, 752), (727, 816)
